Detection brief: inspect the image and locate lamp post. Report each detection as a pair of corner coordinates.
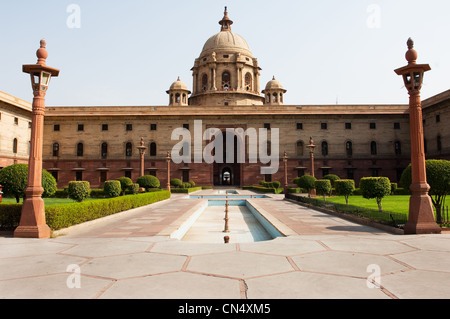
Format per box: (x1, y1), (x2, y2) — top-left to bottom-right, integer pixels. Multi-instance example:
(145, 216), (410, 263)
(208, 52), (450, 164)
(166, 151), (171, 191)
(15, 39), (60, 238)
(306, 137), (316, 197)
(283, 151), (288, 194)
(394, 38), (441, 234)
(137, 137), (147, 178)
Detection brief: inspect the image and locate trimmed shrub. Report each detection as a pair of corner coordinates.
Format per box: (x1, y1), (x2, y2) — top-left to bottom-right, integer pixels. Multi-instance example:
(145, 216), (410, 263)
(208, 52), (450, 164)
(116, 177), (133, 195)
(171, 187), (202, 193)
(68, 181), (91, 202)
(272, 181), (281, 189)
(294, 175), (317, 197)
(182, 182), (192, 189)
(334, 179), (356, 205)
(127, 183), (140, 195)
(170, 178), (183, 188)
(137, 175), (160, 190)
(315, 180), (331, 201)
(323, 174), (340, 187)
(0, 164), (57, 203)
(45, 191), (171, 231)
(359, 177), (391, 212)
(400, 159), (450, 223)
(0, 204), (22, 230)
(104, 180), (121, 198)
(390, 183), (398, 195)
(89, 189), (107, 198)
(189, 181), (196, 187)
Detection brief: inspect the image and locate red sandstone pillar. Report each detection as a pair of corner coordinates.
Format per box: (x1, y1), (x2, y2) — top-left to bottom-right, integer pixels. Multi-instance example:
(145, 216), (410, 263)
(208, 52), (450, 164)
(137, 137), (147, 178)
(166, 151), (171, 191)
(15, 39), (59, 238)
(394, 38), (441, 234)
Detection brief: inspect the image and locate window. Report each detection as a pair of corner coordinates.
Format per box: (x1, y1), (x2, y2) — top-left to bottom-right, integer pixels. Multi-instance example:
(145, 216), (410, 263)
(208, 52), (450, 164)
(345, 123), (352, 130)
(101, 142), (108, 159)
(13, 138), (18, 154)
(182, 170), (190, 183)
(175, 93), (181, 103)
(125, 171), (132, 179)
(150, 124), (157, 131)
(264, 174), (272, 183)
(150, 142), (157, 156)
(100, 171), (107, 183)
(102, 124), (108, 131)
(77, 143), (84, 156)
(78, 124), (84, 131)
(296, 141), (304, 156)
(321, 141), (328, 156)
(222, 71), (231, 90)
(202, 74), (208, 91)
(347, 169), (354, 180)
(370, 141), (377, 155)
(126, 142), (133, 157)
(394, 141), (402, 156)
(53, 143), (59, 157)
(436, 115), (441, 123)
(322, 169), (329, 177)
(437, 135), (442, 152)
(245, 73), (252, 91)
(272, 93), (278, 103)
(75, 171), (83, 181)
(370, 123), (376, 129)
(372, 169), (379, 177)
(424, 138), (428, 154)
(297, 123), (303, 130)
(183, 123), (189, 130)
(394, 122), (401, 130)
(54, 124), (60, 131)
(346, 141), (353, 157)
(28, 122), (32, 128)
(51, 171), (58, 182)
(14, 117), (18, 125)
(264, 123), (271, 130)
(321, 123), (327, 130)
(126, 124), (133, 131)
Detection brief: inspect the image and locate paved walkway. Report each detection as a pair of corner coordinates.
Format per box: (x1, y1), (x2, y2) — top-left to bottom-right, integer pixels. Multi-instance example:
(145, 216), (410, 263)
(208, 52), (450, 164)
(1, 190), (450, 299)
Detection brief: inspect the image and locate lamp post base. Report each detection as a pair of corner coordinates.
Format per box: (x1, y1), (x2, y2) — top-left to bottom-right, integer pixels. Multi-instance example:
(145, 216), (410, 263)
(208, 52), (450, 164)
(404, 183), (441, 235)
(14, 192), (51, 239)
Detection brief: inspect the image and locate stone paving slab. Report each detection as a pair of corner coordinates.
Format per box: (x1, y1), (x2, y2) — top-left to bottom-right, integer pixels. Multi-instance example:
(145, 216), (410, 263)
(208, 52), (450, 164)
(1, 190), (450, 299)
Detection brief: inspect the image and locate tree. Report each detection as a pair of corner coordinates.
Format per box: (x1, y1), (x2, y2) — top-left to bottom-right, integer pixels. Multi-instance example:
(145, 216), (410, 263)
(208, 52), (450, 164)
(116, 177), (133, 195)
(137, 175), (160, 191)
(334, 179), (355, 205)
(294, 175), (317, 198)
(359, 177), (391, 212)
(315, 180), (331, 201)
(0, 164), (57, 203)
(400, 159), (450, 224)
(104, 180), (122, 198)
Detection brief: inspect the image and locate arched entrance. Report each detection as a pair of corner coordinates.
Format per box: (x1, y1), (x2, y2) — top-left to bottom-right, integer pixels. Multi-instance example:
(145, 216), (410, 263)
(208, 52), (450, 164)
(212, 130), (242, 186)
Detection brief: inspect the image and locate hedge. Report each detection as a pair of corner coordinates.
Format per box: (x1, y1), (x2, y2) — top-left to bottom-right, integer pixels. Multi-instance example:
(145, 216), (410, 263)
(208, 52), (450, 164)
(0, 204), (22, 230)
(170, 187), (202, 193)
(45, 190), (171, 231)
(242, 186), (284, 194)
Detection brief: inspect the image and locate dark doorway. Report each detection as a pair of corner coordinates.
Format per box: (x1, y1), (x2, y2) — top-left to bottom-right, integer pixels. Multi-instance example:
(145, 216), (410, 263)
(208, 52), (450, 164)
(212, 130), (242, 186)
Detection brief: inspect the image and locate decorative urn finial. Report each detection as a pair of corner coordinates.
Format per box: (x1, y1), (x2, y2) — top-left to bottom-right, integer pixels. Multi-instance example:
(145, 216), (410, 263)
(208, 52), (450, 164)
(405, 37), (418, 65)
(36, 39), (48, 65)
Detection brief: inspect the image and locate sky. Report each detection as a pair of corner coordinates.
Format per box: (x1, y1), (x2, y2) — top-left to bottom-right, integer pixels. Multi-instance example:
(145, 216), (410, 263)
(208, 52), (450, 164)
(1, 0), (449, 107)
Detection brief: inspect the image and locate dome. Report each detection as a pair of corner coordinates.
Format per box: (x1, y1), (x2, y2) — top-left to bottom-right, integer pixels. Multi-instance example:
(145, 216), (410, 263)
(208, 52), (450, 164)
(201, 31), (252, 57)
(264, 76), (286, 91)
(168, 77), (190, 92)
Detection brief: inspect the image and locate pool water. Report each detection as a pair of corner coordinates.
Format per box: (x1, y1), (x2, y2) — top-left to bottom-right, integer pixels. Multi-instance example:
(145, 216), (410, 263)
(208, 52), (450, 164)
(189, 195), (269, 199)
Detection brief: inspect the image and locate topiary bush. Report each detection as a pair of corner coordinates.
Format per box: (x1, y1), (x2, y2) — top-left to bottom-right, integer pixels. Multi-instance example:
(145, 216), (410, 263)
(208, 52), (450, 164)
(294, 175), (317, 197)
(103, 180), (121, 198)
(68, 181), (91, 202)
(137, 175), (160, 190)
(359, 177), (391, 212)
(272, 181), (281, 189)
(116, 177), (134, 195)
(189, 181), (196, 188)
(400, 159), (450, 223)
(127, 183), (140, 195)
(0, 164), (57, 203)
(170, 178), (183, 188)
(334, 179), (356, 205)
(315, 180), (331, 201)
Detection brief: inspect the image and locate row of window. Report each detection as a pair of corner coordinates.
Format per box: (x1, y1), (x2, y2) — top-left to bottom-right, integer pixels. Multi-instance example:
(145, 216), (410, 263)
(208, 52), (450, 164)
(296, 122), (402, 130)
(52, 142), (158, 157)
(295, 140), (402, 157)
(200, 71), (253, 92)
(54, 123), (160, 132)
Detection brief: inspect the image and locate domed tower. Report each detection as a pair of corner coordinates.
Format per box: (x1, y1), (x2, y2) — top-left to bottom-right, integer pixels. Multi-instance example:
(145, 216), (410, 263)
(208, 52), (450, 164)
(189, 7), (264, 106)
(262, 76), (287, 105)
(166, 77), (191, 106)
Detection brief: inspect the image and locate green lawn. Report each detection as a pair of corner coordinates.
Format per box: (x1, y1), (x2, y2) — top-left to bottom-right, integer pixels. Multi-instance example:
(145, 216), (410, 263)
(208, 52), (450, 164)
(0, 197), (99, 206)
(323, 195), (410, 216)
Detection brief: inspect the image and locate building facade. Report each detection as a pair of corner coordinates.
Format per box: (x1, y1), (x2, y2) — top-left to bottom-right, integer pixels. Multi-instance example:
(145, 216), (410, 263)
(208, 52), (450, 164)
(1, 8), (449, 189)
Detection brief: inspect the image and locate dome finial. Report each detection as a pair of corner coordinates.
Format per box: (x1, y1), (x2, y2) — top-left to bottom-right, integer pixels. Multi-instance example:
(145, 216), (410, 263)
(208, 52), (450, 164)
(219, 6), (233, 31)
(36, 38), (48, 65)
(405, 37), (418, 65)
